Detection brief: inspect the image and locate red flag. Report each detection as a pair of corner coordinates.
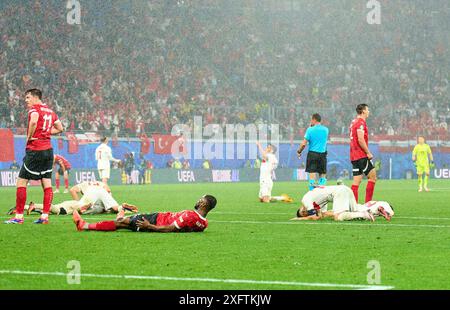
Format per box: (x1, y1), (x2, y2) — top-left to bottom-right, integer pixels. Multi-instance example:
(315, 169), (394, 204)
(66, 132), (79, 154)
(0, 129), (14, 162)
(140, 133), (151, 155)
(152, 134), (179, 154)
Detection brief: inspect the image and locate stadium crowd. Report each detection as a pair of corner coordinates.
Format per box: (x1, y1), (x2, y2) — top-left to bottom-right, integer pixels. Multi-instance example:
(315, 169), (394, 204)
(0, 0), (448, 139)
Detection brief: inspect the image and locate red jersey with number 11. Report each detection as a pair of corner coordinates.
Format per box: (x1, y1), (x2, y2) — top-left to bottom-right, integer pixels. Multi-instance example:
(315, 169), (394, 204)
(349, 117), (368, 161)
(26, 103), (59, 151)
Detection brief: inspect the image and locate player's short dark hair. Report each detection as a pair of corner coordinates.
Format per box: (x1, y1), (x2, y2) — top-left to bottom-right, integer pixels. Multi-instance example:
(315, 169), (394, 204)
(25, 88), (42, 100)
(203, 195), (217, 210)
(356, 104), (368, 115)
(100, 136), (108, 143)
(269, 144), (277, 154)
(312, 113), (321, 122)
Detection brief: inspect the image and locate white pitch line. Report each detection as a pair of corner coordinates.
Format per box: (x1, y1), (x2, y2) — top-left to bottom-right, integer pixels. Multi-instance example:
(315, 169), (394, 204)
(0, 270), (394, 290)
(3, 216), (450, 227)
(396, 216), (450, 221)
(210, 220), (450, 229)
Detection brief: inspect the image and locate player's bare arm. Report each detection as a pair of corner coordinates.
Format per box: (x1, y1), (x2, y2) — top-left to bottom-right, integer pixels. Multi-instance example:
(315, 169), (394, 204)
(136, 217), (178, 232)
(297, 139), (307, 157)
(357, 129), (372, 159)
(27, 112), (39, 142)
(51, 120), (64, 135)
(290, 215), (321, 221)
(69, 185), (81, 200)
(256, 141), (268, 160)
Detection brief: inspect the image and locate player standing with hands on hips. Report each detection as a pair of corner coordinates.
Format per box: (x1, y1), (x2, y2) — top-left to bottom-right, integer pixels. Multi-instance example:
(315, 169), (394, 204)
(349, 104), (377, 203)
(5, 89), (63, 224)
(95, 137), (121, 185)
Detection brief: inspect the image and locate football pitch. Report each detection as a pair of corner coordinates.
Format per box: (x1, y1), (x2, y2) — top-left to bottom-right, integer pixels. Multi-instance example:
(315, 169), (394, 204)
(1, 180), (450, 290)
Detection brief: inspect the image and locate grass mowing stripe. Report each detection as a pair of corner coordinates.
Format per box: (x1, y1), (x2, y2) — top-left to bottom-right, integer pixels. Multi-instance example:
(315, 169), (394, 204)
(210, 220), (450, 229)
(0, 270), (394, 290)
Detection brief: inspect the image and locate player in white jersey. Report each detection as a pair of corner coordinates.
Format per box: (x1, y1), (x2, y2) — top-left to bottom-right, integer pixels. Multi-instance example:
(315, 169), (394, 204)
(357, 200), (394, 221)
(291, 185), (375, 221)
(69, 181), (137, 214)
(8, 200), (81, 216)
(95, 137), (121, 184)
(256, 142), (292, 203)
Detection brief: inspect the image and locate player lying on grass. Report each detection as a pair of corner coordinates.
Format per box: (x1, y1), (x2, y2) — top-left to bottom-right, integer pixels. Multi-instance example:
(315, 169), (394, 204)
(292, 200), (395, 221)
(69, 181), (137, 214)
(72, 195), (217, 233)
(7, 200), (137, 216)
(8, 200), (81, 216)
(290, 185), (393, 222)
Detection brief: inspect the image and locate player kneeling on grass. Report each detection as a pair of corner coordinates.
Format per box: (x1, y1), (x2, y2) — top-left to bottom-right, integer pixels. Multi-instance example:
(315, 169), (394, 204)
(256, 142), (292, 203)
(72, 195), (217, 233)
(69, 181), (137, 214)
(290, 185), (393, 222)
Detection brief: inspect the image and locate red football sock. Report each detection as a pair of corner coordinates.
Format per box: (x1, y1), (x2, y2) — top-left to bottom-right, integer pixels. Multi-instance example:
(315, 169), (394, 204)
(351, 185), (359, 203)
(365, 180), (376, 203)
(89, 221), (116, 231)
(64, 179), (69, 189)
(15, 187), (27, 215)
(55, 179), (60, 189)
(42, 187), (53, 215)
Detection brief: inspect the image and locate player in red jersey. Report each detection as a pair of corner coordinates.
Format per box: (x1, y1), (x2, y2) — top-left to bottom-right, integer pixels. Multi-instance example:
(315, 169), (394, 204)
(5, 89), (64, 224)
(53, 154), (71, 193)
(349, 103), (377, 203)
(72, 195), (217, 233)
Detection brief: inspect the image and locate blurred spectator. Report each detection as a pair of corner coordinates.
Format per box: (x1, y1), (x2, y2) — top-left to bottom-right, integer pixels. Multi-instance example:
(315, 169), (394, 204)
(124, 153), (135, 184)
(172, 159), (182, 169)
(137, 153), (147, 184)
(0, 1), (447, 139)
(182, 160), (191, 170)
(9, 160), (19, 170)
(202, 160), (211, 170)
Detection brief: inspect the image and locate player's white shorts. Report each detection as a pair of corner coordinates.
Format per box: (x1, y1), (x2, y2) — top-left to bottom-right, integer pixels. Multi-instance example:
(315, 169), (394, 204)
(259, 178), (273, 198)
(77, 188), (118, 211)
(98, 168), (110, 179)
(332, 186), (358, 214)
(55, 200), (80, 215)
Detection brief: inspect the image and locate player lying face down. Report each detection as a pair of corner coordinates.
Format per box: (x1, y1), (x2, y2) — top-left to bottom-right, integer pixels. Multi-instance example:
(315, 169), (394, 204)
(73, 195), (217, 233)
(291, 200), (394, 222)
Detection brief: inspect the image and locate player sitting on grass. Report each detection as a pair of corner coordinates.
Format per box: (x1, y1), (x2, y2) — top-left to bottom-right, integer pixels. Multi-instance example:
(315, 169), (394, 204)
(72, 195), (217, 233)
(290, 185), (392, 222)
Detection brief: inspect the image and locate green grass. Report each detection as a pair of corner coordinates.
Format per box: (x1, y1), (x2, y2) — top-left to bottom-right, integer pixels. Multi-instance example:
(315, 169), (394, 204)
(1, 179), (450, 290)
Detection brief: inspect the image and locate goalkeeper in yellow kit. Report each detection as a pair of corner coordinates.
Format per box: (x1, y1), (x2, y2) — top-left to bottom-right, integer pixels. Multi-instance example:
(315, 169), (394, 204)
(412, 136), (434, 192)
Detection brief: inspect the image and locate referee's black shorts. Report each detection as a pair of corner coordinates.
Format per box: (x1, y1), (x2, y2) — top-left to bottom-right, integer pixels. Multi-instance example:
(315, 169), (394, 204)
(305, 151), (327, 174)
(128, 213), (159, 232)
(351, 157), (375, 176)
(19, 149), (54, 180)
